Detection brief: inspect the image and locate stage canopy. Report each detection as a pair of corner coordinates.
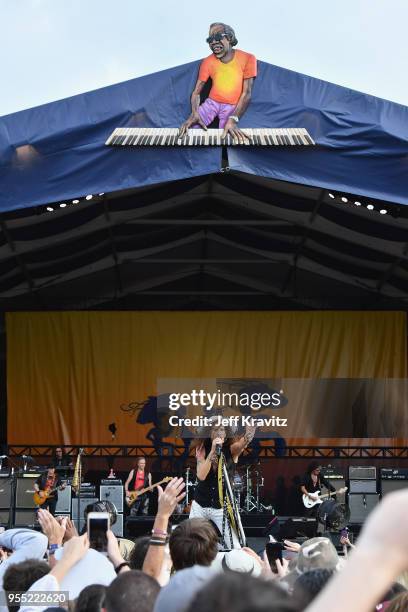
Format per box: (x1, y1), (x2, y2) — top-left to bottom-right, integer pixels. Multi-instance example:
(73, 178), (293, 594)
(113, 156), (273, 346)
(0, 60), (407, 310)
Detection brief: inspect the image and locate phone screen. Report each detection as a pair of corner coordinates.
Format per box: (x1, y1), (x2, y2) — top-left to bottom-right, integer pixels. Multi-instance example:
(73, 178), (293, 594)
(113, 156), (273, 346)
(265, 542), (284, 567)
(88, 517), (109, 552)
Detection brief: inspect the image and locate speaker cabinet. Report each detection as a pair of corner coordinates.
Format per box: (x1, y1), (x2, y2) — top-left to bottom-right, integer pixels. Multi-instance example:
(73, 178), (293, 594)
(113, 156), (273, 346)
(111, 514), (123, 537)
(125, 516), (155, 538)
(55, 485), (72, 514)
(0, 509), (10, 525)
(324, 478), (346, 494)
(0, 479), (12, 508)
(381, 479), (408, 497)
(349, 493), (379, 523)
(349, 479), (377, 494)
(16, 477), (37, 509)
(100, 485), (123, 513)
(14, 509), (38, 527)
(71, 498), (98, 519)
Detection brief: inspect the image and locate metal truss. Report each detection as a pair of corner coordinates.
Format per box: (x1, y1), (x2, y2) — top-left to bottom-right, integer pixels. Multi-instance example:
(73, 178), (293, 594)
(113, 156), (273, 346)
(7, 445), (408, 459)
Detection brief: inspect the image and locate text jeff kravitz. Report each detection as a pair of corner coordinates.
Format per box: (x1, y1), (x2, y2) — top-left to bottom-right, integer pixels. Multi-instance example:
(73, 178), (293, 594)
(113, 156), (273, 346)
(167, 415), (288, 427)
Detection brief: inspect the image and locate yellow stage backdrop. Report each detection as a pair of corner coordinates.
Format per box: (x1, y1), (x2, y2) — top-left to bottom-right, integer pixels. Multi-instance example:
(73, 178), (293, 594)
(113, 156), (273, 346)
(6, 311), (406, 445)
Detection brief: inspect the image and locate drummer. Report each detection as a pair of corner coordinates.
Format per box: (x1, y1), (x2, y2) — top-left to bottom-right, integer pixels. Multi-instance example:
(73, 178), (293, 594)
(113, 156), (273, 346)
(300, 462), (336, 518)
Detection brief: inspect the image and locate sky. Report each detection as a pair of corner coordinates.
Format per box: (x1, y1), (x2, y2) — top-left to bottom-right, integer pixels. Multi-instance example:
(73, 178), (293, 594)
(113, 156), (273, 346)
(1, 0), (407, 117)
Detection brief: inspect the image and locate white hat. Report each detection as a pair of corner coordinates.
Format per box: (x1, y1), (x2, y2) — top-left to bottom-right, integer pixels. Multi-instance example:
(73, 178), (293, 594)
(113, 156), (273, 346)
(211, 550), (262, 577)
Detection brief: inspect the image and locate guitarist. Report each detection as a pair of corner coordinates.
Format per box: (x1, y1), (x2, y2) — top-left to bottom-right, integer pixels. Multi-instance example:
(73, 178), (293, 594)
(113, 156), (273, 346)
(33, 466), (65, 515)
(300, 462), (336, 518)
(125, 458), (152, 516)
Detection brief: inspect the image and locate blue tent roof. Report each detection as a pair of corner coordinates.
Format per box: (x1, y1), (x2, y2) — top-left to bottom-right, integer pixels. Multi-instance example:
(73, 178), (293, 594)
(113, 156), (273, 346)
(0, 59), (407, 213)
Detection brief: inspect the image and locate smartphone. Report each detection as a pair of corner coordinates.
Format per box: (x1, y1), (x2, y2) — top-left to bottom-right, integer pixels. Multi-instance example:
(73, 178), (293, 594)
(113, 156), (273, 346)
(87, 511), (110, 552)
(265, 542), (284, 567)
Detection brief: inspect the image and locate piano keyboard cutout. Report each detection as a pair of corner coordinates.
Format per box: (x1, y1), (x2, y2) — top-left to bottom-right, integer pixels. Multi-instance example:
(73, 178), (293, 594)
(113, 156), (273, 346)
(105, 127), (315, 147)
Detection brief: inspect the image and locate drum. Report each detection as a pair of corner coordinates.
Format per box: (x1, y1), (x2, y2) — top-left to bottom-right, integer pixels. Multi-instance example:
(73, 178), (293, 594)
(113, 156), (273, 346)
(232, 473), (244, 492)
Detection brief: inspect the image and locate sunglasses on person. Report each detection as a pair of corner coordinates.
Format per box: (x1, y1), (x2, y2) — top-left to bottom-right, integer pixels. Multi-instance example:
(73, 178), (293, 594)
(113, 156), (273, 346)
(206, 32), (228, 44)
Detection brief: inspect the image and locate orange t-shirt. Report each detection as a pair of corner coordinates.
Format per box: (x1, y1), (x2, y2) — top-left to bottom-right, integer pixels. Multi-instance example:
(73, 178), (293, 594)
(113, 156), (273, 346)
(198, 49), (257, 105)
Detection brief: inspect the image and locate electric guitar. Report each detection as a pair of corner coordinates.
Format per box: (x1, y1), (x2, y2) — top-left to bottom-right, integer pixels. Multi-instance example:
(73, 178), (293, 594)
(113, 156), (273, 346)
(126, 477), (172, 508)
(33, 483), (66, 506)
(302, 487), (348, 509)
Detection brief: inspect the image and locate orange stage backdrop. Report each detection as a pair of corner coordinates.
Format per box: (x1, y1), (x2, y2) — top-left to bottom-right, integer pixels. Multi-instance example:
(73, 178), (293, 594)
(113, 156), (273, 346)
(6, 311), (406, 446)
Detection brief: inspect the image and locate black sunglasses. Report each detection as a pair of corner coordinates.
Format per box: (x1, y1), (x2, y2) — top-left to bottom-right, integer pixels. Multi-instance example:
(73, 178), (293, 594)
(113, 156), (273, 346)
(206, 32), (228, 44)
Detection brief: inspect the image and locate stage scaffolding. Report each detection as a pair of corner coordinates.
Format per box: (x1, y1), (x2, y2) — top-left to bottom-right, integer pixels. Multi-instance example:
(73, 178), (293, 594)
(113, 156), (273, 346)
(7, 445), (408, 459)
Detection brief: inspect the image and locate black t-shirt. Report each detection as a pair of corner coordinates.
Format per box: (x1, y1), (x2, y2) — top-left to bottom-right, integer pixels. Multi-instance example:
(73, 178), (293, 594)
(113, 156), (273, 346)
(194, 440), (234, 509)
(301, 473), (335, 494)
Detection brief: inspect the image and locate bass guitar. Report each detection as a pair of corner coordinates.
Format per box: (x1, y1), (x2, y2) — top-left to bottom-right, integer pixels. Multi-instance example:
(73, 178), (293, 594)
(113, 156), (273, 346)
(302, 487), (348, 509)
(126, 477), (172, 508)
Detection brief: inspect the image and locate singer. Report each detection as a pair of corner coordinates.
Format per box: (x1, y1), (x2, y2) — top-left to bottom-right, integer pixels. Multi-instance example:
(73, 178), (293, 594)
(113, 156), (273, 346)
(189, 420), (256, 548)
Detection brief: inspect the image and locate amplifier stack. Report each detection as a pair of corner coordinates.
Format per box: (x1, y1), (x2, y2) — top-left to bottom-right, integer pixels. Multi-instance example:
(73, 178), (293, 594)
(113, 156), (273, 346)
(348, 466), (379, 524)
(100, 480), (124, 537)
(380, 468), (408, 497)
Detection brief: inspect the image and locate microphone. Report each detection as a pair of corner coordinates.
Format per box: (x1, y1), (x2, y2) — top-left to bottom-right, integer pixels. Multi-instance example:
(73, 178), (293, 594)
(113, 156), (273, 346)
(216, 444), (222, 457)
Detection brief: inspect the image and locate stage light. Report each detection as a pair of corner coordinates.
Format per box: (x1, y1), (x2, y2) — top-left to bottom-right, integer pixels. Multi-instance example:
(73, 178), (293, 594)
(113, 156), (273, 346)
(72, 199), (79, 204)
(46, 206), (54, 212)
(59, 203), (67, 208)
(341, 196), (348, 203)
(86, 194), (93, 200)
(367, 204), (374, 210)
(328, 193), (335, 199)
(380, 209), (387, 215)
(99, 192), (105, 196)
(354, 201), (361, 206)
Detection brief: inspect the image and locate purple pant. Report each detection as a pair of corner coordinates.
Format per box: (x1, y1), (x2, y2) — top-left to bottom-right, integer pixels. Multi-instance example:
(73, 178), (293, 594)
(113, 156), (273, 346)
(194, 97), (236, 129)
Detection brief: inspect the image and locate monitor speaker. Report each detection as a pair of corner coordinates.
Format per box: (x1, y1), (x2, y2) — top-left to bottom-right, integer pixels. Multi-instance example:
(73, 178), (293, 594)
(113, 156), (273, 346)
(14, 509), (38, 527)
(100, 485), (123, 513)
(0, 479), (12, 508)
(349, 493), (379, 523)
(55, 485), (72, 514)
(16, 477), (37, 508)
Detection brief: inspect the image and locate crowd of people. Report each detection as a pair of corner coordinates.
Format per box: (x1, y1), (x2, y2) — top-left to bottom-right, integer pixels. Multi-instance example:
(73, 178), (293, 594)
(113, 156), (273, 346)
(1, 475), (408, 611)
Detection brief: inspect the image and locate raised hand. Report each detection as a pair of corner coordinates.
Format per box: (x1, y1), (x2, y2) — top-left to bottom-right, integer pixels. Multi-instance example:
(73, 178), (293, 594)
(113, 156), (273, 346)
(157, 477), (186, 519)
(38, 508), (66, 546)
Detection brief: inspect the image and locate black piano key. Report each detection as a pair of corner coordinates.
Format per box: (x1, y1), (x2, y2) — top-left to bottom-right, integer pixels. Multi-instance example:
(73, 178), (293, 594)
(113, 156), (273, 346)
(294, 134), (302, 145)
(256, 135), (261, 145)
(153, 134), (160, 145)
(283, 135), (290, 145)
(276, 134), (283, 145)
(304, 134), (313, 145)
(165, 135), (170, 145)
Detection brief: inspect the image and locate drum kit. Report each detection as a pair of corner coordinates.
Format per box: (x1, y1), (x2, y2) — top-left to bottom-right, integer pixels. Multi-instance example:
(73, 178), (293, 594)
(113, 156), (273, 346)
(182, 463), (272, 514)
